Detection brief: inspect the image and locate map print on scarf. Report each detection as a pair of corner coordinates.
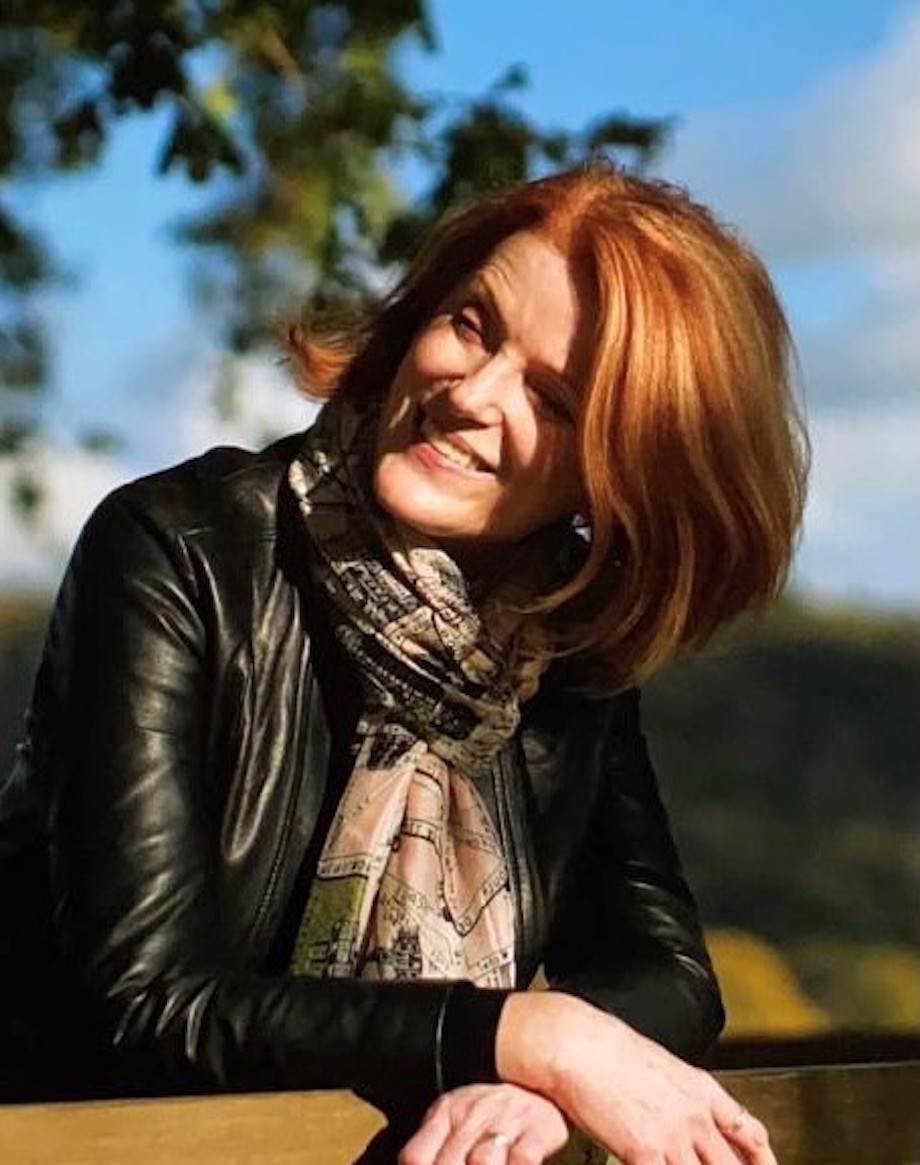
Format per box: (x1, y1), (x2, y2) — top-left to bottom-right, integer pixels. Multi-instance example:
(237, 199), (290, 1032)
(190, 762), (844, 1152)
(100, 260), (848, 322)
(286, 399), (555, 989)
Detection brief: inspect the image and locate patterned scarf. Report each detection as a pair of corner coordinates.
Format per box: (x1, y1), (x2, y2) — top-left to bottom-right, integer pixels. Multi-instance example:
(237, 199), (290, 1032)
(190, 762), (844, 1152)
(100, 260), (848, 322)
(287, 399), (552, 988)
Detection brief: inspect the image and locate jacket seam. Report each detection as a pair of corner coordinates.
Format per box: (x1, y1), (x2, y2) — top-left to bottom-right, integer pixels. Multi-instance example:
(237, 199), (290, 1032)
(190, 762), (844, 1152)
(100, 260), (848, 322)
(249, 665), (315, 950)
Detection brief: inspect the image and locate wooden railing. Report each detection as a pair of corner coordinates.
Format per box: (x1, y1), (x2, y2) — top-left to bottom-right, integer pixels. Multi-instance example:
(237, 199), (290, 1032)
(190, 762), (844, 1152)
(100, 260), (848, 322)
(1, 1060), (918, 1165)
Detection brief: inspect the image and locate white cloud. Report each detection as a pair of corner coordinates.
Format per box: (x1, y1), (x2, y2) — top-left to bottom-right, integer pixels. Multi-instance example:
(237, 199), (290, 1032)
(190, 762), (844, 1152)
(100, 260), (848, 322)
(795, 246), (920, 410)
(170, 354), (319, 459)
(664, 4), (920, 261)
(661, 2), (920, 412)
(0, 354), (320, 590)
(794, 398), (920, 606)
(0, 448), (126, 591)
(660, 6), (920, 608)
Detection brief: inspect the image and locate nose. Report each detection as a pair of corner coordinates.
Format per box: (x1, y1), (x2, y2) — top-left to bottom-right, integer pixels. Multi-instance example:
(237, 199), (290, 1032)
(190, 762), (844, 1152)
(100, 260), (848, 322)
(440, 350), (521, 424)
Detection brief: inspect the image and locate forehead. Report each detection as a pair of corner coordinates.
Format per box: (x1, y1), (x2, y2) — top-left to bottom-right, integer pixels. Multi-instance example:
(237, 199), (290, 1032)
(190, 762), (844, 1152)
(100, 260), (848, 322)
(463, 232), (586, 376)
(469, 231), (571, 299)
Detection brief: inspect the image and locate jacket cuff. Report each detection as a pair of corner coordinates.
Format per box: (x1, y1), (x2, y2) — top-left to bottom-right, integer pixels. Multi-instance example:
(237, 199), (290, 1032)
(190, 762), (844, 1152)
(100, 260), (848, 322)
(437, 982), (511, 1092)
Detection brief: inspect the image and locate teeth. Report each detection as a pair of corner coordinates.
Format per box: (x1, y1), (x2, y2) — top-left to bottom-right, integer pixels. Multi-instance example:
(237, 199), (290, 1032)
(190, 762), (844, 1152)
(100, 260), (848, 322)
(420, 418), (486, 471)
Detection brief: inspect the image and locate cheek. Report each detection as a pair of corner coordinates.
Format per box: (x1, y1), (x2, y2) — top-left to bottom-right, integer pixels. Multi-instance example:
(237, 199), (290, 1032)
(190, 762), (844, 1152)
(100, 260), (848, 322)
(378, 360), (422, 452)
(382, 330), (437, 408)
(406, 318), (464, 382)
(531, 426), (583, 503)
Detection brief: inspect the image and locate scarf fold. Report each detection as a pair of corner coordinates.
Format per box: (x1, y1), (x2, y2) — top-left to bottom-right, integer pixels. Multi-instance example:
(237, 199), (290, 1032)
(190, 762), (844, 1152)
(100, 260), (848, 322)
(287, 400), (553, 987)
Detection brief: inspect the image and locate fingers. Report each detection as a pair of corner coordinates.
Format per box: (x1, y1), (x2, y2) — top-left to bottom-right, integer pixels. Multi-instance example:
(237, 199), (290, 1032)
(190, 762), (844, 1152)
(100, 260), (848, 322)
(694, 1123), (748, 1165)
(723, 1112), (775, 1165)
(467, 1131), (514, 1165)
(398, 1105), (450, 1165)
(468, 1129), (567, 1165)
(626, 1114), (761, 1165)
(399, 1084), (568, 1165)
(617, 1075), (774, 1165)
(710, 1088), (776, 1165)
(408, 1069), (773, 1165)
(441, 1121), (562, 1165)
(436, 1120), (510, 1165)
(654, 1111), (745, 1165)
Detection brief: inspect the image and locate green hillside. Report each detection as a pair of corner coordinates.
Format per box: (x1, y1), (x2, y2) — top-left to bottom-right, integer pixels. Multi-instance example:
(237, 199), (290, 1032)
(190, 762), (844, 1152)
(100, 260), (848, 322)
(645, 603), (920, 950)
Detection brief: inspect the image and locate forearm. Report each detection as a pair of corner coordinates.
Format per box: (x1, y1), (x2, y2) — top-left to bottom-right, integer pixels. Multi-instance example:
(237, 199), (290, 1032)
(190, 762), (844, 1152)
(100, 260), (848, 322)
(548, 953), (724, 1061)
(100, 968), (453, 1095)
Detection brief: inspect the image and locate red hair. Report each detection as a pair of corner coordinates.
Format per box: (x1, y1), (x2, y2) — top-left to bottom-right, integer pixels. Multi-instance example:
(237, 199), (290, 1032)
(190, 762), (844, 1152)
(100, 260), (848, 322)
(289, 164), (809, 692)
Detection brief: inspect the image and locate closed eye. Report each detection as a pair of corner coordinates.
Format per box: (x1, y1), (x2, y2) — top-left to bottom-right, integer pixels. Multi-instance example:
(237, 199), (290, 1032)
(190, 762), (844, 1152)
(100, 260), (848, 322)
(451, 307), (485, 343)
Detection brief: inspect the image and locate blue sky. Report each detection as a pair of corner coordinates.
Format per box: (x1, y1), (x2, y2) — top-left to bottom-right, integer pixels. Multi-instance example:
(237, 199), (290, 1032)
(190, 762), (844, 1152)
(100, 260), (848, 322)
(2, 0), (918, 608)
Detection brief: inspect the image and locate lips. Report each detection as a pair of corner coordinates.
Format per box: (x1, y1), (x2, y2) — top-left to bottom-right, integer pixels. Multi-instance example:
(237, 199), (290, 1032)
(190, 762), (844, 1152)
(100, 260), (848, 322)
(418, 414), (494, 474)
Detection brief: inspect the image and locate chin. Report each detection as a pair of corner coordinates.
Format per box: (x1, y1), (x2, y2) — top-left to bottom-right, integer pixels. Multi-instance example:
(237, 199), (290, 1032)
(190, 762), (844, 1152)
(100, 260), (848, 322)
(373, 456), (474, 547)
(374, 455), (434, 529)
(376, 489), (455, 542)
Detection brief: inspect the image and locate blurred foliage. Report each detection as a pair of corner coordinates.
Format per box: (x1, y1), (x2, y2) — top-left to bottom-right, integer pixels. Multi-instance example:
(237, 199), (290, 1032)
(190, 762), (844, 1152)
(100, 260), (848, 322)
(2, 592), (917, 1034)
(0, 0), (667, 511)
(0, 594), (48, 772)
(791, 940), (920, 1029)
(645, 602), (920, 952)
(706, 929), (830, 1037)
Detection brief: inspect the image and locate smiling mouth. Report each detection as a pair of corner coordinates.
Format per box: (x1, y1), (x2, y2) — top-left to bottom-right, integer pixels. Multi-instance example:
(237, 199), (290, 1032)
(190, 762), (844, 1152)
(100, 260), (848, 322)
(417, 415), (494, 474)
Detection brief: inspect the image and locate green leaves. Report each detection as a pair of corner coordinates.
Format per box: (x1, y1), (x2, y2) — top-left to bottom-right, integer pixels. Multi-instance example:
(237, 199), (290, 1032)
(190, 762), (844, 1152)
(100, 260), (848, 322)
(0, 321), (48, 390)
(0, 205), (54, 288)
(0, 1), (670, 519)
(583, 111), (673, 169)
(158, 100), (246, 181)
(52, 98), (105, 169)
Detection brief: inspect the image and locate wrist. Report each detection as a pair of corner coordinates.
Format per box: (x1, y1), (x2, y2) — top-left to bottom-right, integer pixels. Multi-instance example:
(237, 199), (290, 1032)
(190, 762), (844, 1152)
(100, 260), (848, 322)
(495, 990), (591, 1099)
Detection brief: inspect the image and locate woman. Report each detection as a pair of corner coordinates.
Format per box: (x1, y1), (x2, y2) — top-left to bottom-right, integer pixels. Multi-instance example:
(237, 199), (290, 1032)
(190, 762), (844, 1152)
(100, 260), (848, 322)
(2, 164), (806, 1165)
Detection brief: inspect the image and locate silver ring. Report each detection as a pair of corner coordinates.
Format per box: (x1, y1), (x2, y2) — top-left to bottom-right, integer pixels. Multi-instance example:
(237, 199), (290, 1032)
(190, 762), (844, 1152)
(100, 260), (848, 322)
(730, 1107), (749, 1133)
(481, 1131), (512, 1150)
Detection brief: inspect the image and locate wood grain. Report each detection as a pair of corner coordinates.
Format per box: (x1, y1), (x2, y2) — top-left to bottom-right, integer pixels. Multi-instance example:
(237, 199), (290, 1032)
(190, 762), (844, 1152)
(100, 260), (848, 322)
(1, 1064), (917, 1165)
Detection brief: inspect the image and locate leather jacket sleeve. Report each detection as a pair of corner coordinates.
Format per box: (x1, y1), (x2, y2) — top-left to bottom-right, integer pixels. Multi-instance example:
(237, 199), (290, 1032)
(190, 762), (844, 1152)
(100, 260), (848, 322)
(539, 690), (725, 1061)
(29, 489), (462, 1098)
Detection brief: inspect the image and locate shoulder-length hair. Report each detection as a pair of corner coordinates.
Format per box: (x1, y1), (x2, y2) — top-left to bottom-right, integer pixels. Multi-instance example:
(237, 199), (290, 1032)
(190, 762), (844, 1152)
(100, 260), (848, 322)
(289, 163), (809, 693)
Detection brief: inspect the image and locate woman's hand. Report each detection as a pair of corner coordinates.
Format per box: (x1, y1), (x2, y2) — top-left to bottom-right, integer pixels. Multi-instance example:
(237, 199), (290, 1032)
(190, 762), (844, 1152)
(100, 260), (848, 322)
(398, 1083), (569, 1165)
(496, 992), (776, 1165)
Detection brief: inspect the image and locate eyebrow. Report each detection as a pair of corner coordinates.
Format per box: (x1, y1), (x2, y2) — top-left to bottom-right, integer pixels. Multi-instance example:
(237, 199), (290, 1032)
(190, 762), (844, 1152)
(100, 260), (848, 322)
(465, 275), (578, 398)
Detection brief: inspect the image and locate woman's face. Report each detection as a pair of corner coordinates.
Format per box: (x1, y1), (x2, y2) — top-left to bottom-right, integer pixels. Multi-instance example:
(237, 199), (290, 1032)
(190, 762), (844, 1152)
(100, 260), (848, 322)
(373, 231), (587, 570)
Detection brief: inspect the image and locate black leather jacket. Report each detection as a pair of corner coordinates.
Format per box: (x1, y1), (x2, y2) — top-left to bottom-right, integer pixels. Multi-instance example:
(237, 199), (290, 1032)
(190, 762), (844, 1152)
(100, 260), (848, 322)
(1, 432), (723, 1104)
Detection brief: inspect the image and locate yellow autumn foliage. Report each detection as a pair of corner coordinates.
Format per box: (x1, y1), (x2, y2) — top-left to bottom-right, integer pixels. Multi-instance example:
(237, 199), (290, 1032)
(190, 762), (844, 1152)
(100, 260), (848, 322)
(792, 940), (920, 1029)
(706, 928), (830, 1036)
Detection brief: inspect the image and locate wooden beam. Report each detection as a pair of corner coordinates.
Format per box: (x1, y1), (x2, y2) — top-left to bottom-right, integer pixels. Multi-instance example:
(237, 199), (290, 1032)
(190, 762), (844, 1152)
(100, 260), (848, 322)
(0, 1063), (917, 1165)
